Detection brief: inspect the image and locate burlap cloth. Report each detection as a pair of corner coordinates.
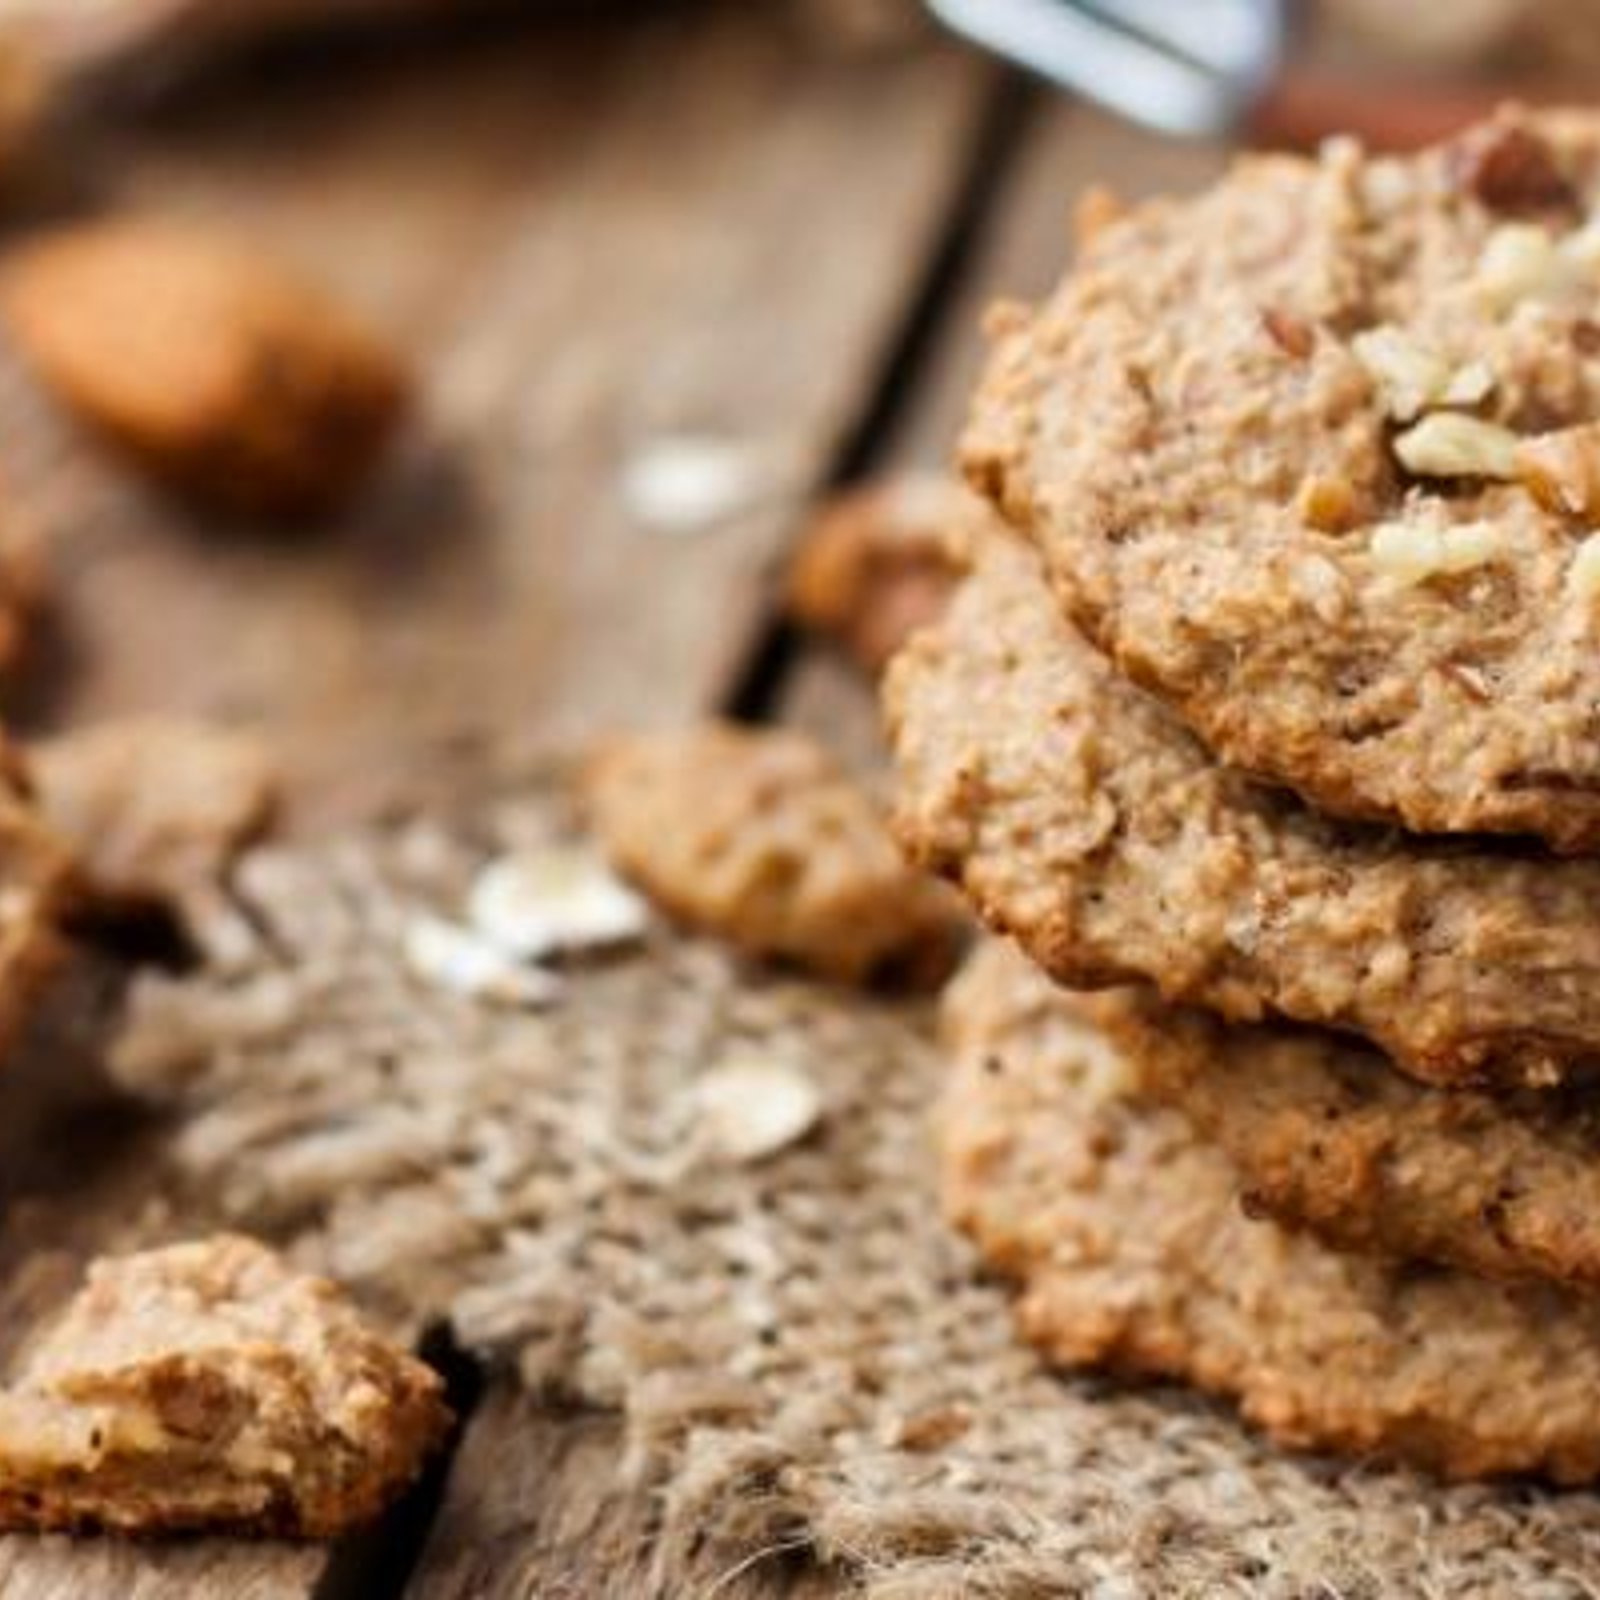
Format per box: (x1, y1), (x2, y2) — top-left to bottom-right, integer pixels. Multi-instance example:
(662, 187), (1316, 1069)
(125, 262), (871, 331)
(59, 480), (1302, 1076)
(105, 782), (1600, 1596)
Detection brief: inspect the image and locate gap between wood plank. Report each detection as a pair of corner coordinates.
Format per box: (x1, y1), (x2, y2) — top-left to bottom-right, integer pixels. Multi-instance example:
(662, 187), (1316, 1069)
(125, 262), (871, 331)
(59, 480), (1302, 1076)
(724, 67), (1038, 726)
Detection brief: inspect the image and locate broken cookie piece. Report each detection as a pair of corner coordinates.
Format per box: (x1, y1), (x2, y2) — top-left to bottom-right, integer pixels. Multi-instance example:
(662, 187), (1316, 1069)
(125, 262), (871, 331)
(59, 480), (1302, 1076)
(785, 473), (967, 673)
(584, 722), (961, 985)
(0, 1236), (449, 1537)
(2, 220), (409, 516)
(31, 716), (275, 918)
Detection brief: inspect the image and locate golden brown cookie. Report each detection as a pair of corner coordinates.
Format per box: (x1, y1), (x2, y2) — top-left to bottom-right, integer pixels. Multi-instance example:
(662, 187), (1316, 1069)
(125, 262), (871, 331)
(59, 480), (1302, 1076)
(585, 722), (961, 985)
(0, 1235), (449, 1537)
(2, 219), (409, 516)
(786, 473), (966, 673)
(965, 109), (1600, 850)
(941, 942), (1600, 1484)
(887, 517), (1600, 1088)
(1112, 986), (1600, 1291)
(32, 716), (275, 913)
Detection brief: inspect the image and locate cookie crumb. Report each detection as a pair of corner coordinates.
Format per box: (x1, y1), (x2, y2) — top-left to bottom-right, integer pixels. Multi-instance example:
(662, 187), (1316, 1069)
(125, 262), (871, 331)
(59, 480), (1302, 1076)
(786, 473), (967, 673)
(1351, 326), (1491, 422)
(1393, 412), (1519, 479)
(32, 716), (275, 918)
(1370, 517), (1507, 583)
(585, 722), (961, 985)
(0, 1236), (450, 1537)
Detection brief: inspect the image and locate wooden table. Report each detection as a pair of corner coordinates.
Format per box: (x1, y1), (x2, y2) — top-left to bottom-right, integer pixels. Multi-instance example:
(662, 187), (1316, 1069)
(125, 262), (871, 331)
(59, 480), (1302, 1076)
(0, 6), (1223, 1592)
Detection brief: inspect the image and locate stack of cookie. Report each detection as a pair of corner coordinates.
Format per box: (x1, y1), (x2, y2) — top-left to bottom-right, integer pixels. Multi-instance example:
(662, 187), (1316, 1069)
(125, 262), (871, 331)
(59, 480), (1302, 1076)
(886, 106), (1600, 1482)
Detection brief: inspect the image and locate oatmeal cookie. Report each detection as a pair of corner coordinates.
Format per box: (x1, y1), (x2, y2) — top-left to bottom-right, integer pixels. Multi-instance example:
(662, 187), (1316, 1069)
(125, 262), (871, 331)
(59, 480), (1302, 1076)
(32, 716), (275, 913)
(0, 1236), (449, 1536)
(1111, 982), (1600, 1291)
(585, 722), (961, 985)
(941, 942), (1600, 1483)
(965, 108), (1600, 850)
(887, 520), (1600, 1087)
(2, 219), (409, 516)
(786, 473), (966, 673)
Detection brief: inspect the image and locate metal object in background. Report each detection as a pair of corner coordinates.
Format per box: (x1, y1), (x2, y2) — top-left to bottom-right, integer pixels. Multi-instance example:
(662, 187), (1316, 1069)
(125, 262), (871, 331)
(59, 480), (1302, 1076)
(925, 0), (1289, 137)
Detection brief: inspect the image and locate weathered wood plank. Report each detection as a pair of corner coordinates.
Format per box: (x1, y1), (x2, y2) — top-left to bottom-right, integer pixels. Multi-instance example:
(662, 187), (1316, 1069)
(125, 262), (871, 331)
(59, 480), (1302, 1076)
(0, 9), (996, 1598)
(2, 2), (993, 830)
(0, 1542), (326, 1600)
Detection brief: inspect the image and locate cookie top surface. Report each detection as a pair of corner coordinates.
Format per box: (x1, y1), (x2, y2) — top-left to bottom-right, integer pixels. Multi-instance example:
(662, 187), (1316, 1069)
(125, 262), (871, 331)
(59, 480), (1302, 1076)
(939, 942), (1600, 1483)
(887, 517), (1600, 1087)
(965, 109), (1600, 849)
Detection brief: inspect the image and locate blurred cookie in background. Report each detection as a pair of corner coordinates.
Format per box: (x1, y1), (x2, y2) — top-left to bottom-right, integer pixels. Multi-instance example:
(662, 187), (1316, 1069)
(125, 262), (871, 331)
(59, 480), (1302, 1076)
(1, 219), (410, 518)
(787, 473), (966, 675)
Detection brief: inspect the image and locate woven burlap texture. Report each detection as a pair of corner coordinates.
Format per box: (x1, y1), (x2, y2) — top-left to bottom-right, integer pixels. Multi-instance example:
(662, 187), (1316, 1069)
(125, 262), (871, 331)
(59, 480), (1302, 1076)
(108, 789), (1600, 1597)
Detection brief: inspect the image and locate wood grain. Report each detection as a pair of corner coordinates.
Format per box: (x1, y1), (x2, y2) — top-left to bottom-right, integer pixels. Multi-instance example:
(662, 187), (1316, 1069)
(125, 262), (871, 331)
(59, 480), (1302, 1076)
(0, 7), (996, 1596)
(1, 2), (992, 831)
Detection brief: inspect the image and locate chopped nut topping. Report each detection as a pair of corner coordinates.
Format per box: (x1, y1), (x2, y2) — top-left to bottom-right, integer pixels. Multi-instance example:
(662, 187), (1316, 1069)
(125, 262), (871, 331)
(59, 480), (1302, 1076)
(1394, 412), (1520, 480)
(695, 1057), (821, 1162)
(1449, 119), (1574, 215)
(1473, 220), (1600, 312)
(1566, 535), (1600, 602)
(1351, 325), (1492, 422)
(1296, 474), (1360, 534)
(1291, 554), (1349, 623)
(1262, 308), (1314, 361)
(1441, 661), (1493, 703)
(1475, 223), (1567, 309)
(1370, 519), (1506, 585)
(1515, 423), (1600, 518)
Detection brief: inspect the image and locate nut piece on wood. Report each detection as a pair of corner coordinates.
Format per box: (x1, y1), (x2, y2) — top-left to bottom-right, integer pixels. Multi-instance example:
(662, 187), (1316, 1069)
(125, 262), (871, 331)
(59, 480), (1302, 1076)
(584, 721), (962, 985)
(31, 715), (276, 917)
(0, 1235), (451, 1537)
(786, 474), (968, 674)
(1, 220), (410, 516)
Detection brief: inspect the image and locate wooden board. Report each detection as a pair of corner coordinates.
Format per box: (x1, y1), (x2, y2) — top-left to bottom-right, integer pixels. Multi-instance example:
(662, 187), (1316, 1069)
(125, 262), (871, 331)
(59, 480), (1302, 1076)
(0, 1), (992, 827)
(0, 7), (997, 1597)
